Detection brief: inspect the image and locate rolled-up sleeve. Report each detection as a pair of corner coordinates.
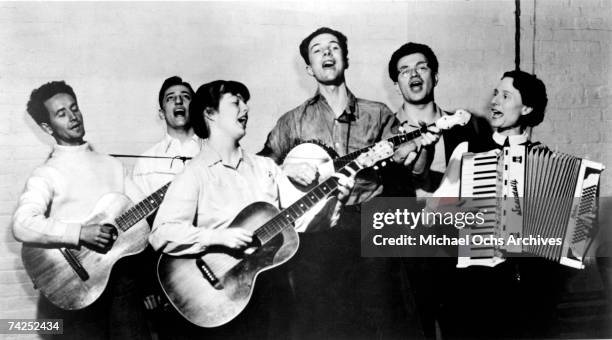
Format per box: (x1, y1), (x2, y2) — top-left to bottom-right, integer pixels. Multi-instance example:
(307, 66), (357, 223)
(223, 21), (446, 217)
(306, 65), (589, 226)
(12, 168), (81, 247)
(149, 166), (212, 256)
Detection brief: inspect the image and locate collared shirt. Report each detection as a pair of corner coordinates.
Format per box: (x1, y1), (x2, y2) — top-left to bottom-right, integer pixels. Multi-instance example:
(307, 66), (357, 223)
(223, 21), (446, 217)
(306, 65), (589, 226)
(150, 142), (306, 256)
(492, 131), (529, 147)
(385, 104), (448, 197)
(13, 143), (142, 247)
(260, 89), (395, 204)
(132, 133), (204, 195)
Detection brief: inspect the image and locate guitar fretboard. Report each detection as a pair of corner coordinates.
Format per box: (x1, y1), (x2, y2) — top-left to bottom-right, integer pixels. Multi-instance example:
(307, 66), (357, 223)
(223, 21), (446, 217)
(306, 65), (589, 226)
(254, 162), (362, 244)
(334, 129), (423, 169)
(115, 182), (170, 231)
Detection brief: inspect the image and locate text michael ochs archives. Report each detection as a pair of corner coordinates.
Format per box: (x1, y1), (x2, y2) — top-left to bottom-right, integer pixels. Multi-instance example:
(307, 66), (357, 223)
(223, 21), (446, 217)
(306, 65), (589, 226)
(360, 197), (563, 257)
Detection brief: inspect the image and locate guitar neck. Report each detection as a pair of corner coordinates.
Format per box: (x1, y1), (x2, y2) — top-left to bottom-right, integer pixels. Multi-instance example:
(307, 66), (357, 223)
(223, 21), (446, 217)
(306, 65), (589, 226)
(334, 129), (423, 169)
(115, 182), (170, 231)
(254, 162), (362, 244)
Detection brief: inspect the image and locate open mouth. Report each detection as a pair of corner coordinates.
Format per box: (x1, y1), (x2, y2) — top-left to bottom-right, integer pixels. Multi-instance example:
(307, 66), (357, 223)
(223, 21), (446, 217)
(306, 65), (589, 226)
(322, 59), (335, 68)
(69, 122), (81, 130)
(409, 78), (423, 91)
(490, 108), (503, 119)
(174, 107), (186, 117)
(237, 115), (248, 127)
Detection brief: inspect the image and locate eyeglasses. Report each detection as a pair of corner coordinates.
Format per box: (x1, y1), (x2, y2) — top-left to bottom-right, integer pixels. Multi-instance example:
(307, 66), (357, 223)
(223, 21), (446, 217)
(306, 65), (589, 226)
(398, 64), (430, 78)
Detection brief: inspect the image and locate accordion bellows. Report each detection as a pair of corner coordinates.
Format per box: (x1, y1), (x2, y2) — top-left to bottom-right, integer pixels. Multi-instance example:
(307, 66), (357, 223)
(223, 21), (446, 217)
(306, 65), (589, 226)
(458, 144), (604, 269)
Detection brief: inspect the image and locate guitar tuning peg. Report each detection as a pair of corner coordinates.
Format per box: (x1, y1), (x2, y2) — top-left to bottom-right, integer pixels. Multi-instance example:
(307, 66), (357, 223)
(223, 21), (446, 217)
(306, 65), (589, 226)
(373, 165), (379, 171)
(381, 161), (387, 167)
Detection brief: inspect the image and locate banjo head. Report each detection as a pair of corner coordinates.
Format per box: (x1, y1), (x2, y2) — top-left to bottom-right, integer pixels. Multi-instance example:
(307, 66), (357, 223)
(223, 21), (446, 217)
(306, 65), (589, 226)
(283, 142), (336, 192)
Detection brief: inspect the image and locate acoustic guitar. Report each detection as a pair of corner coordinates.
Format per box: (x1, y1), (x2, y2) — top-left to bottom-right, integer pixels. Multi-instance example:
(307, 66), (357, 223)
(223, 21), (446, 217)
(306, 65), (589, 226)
(283, 109), (472, 192)
(21, 183), (170, 310)
(157, 141), (394, 328)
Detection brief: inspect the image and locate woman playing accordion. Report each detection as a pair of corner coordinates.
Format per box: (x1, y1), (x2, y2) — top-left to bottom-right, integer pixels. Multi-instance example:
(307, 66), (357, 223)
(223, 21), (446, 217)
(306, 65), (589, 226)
(431, 70), (590, 338)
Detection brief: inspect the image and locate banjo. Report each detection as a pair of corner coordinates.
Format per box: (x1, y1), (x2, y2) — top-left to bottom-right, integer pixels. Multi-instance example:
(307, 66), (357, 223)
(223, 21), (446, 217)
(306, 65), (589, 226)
(283, 109), (472, 193)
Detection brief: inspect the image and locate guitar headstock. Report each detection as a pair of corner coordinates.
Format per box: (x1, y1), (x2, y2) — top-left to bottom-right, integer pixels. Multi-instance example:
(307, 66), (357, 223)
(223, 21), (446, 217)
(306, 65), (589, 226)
(356, 141), (394, 169)
(435, 109), (471, 130)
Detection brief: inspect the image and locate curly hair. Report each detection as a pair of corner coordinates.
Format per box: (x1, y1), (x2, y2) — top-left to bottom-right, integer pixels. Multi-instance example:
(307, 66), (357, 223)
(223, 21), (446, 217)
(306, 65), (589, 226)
(27, 81), (77, 125)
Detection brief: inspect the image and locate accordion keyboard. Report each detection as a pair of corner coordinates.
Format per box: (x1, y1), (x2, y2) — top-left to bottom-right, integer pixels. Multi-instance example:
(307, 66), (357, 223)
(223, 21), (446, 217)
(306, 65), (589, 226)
(458, 150), (502, 266)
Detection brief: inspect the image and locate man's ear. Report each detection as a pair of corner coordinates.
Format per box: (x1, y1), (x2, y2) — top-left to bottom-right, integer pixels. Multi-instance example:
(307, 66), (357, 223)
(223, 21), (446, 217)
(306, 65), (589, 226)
(40, 122), (53, 136)
(158, 109), (166, 121)
(521, 106), (533, 116)
(306, 65), (314, 77)
(434, 73), (439, 87)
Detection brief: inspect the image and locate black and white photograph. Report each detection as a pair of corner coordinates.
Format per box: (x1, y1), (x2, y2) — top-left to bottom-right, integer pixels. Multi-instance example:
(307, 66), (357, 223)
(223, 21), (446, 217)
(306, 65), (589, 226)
(1, 0), (611, 339)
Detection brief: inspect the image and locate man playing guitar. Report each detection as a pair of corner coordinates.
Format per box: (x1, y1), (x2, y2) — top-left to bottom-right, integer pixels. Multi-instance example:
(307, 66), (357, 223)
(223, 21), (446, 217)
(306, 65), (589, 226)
(12, 81), (149, 339)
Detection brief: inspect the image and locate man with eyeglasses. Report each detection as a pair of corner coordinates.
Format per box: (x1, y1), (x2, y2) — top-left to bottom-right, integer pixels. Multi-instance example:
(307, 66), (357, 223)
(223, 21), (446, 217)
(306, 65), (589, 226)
(384, 42), (488, 197)
(386, 43), (490, 339)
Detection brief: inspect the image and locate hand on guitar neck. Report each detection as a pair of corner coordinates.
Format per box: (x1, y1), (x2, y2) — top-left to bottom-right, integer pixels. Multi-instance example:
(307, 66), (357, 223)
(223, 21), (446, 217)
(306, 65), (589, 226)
(392, 124), (440, 167)
(79, 223), (118, 253)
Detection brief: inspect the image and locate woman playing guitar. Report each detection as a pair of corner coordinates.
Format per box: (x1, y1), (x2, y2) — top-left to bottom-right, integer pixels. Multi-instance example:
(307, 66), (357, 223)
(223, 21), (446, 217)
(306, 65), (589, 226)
(149, 80), (355, 339)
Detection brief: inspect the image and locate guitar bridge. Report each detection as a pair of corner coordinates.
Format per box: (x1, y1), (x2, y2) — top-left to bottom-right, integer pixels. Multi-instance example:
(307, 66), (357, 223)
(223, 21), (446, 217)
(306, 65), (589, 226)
(196, 258), (222, 289)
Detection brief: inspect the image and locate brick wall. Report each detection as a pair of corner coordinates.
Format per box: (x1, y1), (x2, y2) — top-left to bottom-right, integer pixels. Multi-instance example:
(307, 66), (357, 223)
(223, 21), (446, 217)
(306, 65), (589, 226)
(520, 0), (611, 194)
(0, 1), (608, 338)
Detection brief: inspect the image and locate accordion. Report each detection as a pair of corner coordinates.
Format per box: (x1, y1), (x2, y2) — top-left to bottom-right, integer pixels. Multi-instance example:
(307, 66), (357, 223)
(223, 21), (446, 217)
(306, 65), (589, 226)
(458, 143), (604, 269)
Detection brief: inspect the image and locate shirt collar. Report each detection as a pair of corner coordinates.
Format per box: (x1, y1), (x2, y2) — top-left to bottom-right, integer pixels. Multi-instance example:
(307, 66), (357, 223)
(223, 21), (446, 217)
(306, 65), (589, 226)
(200, 141), (245, 169)
(492, 131), (529, 146)
(53, 142), (91, 153)
(306, 87), (359, 119)
(395, 103), (443, 128)
(163, 132), (201, 153)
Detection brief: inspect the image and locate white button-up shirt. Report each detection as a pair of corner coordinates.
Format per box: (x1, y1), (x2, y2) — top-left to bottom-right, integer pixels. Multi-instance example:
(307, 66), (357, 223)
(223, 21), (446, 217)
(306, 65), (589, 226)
(132, 133), (204, 195)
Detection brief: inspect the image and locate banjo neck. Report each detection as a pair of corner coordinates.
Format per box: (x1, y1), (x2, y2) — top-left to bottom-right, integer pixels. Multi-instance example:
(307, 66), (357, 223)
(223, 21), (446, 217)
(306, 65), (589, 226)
(334, 127), (425, 169)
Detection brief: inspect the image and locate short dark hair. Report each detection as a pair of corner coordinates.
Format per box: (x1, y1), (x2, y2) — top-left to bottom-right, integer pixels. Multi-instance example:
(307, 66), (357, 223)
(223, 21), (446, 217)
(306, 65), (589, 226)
(190, 80), (251, 139)
(158, 76), (195, 109)
(502, 70), (548, 128)
(388, 42), (439, 82)
(27, 81), (77, 125)
(299, 27), (349, 67)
